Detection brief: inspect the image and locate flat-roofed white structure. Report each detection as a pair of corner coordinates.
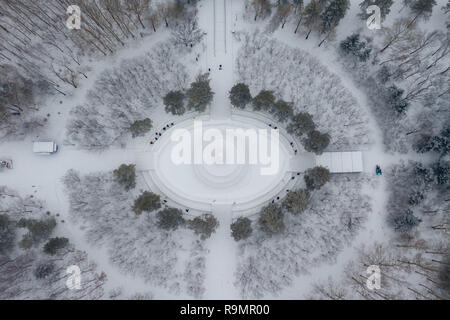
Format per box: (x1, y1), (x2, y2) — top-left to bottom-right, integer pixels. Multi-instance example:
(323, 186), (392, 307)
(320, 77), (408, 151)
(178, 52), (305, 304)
(315, 151), (363, 173)
(32, 141), (58, 155)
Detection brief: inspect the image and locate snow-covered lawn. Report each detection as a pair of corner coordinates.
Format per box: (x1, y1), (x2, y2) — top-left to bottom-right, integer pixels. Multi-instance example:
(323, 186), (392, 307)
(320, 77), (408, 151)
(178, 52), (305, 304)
(1, 0), (448, 301)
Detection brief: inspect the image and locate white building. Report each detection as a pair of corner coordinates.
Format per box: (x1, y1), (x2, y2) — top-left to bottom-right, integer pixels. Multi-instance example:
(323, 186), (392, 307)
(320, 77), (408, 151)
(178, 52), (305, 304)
(315, 151), (363, 173)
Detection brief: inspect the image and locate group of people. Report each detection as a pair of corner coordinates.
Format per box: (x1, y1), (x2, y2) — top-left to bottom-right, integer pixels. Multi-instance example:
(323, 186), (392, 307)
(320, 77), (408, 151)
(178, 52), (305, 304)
(268, 124), (299, 155)
(149, 122), (175, 145)
(207, 64), (224, 73)
(289, 142), (298, 155)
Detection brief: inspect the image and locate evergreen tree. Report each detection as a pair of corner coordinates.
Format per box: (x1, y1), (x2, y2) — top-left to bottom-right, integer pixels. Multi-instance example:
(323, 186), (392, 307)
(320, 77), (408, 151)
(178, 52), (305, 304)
(259, 203), (285, 235)
(186, 73), (214, 113)
(252, 90), (276, 112)
(113, 164), (137, 191)
(271, 99), (294, 123)
(229, 83), (252, 109)
(187, 214), (219, 240)
(17, 218), (57, 249)
(304, 166), (330, 190)
(393, 209), (422, 233)
(432, 161), (449, 185)
(303, 0), (324, 39)
(339, 34), (371, 62)
(319, 0), (350, 46)
(385, 85), (409, 114)
(129, 118), (153, 138)
(414, 162), (434, 185)
(44, 237), (69, 255)
(164, 90), (186, 115)
(132, 191), (161, 215)
(406, 0), (437, 26)
(408, 190), (425, 206)
(287, 112), (316, 137)
(230, 217), (253, 241)
(157, 208), (185, 230)
(303, 130), (330, 154)
(34, 262), (55, 279)
(414, 128), (449, 156)
(282, 189), (310, 215)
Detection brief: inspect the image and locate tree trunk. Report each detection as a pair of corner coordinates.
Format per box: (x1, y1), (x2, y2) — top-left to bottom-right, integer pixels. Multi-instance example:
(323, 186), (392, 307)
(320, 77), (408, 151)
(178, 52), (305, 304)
(305, 29), (312, 39)
(294, 17), (302, 33)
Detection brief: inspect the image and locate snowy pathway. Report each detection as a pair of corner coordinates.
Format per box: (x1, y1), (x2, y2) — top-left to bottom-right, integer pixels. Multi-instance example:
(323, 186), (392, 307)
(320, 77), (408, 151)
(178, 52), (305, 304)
(201, 0), (234, 120)
(198, 0), (239, 299)
(204, 203), (239, 299)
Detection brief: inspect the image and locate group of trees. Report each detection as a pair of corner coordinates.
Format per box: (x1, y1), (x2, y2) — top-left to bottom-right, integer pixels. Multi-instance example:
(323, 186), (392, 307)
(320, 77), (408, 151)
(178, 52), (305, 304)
(287, 112), (330, 155)
(358, 0), (438, 28)
(0, 186), (106, 299)
(0, 0), (200, 141)
(248, 0), (439, 48)
(229, 84), (294, 122)
(164, 73), (214, 115)
(287, 113), (330, 155)
(236, 173), (371, 298)
(386, 160), (448, 235)
(248, 0), (351, 46)
(114, 162), (219, 240)
(253, 167), (330, 240)
(66, 42), (189, 149)
(229, 166), (330, 242)
(0, 0), (199, 88)
(132, 190), (219, 240)
(229, 82), (331, 154)
(63, 169), (208, 297)
(310, 240), (449, 300)
(236, 32), (369, 150)
(0, 200), (68, 256)
(388, 160), (450, 234)
(338, 2), (449, 153)
(414, 126), (449, 156)
(0, 65), (49, 140)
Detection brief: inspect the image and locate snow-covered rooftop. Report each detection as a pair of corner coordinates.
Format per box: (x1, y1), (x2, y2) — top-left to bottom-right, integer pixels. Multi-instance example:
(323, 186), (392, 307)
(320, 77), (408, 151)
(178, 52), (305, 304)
(315, 151), (363, 173)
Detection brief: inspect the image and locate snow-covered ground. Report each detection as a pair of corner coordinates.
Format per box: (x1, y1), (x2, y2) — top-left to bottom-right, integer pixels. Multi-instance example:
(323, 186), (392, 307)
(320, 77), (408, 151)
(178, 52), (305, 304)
(1, 0), (448, 300)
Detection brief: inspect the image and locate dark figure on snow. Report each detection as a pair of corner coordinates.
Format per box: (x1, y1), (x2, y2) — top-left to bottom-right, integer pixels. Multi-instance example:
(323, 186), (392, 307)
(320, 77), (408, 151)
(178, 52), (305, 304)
(376, 165), (382, 176)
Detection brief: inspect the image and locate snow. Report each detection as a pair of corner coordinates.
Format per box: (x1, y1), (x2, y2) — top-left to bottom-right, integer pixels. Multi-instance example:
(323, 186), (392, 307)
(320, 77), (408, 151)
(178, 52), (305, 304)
(144, 117), (291, 213)
(316, 151), (363, 173)
(1, 0), (448, 300)
(32, 141), (57, 154)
